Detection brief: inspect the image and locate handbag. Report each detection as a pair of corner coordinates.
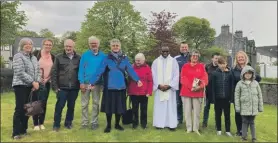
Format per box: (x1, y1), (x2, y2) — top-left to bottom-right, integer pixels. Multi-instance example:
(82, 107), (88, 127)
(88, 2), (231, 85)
(24, 91), (44, 116)
(122, 95), (133, 125)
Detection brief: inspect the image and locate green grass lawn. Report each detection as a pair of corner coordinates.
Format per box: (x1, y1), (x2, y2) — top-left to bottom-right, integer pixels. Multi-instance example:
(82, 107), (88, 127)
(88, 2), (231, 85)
(1, 91), (277, 142)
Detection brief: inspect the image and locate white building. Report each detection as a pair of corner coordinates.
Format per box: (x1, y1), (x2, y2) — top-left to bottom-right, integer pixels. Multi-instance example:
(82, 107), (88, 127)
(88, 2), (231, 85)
(256, 45), (277, 65)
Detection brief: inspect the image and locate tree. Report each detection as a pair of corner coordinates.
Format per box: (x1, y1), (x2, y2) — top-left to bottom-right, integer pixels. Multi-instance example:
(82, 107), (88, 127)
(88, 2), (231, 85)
(200, 46), (228, 63)
(0, 56), (5, 68)
(147, 10), (179, 61)
(76, 0), (155, 60)
(17, 29), (39, 37)
(173, 16), (216, 49)
(39, 28), (55, 38)
(1, 1), (28, 45)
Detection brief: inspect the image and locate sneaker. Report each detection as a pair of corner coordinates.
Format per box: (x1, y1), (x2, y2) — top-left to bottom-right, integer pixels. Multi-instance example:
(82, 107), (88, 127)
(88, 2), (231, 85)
(194, 130), (201, 136)
(12, 135), (21, 140)
(141, 124), (147, 129)
(226, 132), (232, 137)
(40, 125), (45, 130)
(217, 131), (222, 135)
(91, 124), (98, 130)
(132, 124), (138, 129)
(187, 130), (192, 133)
(34, 126), (40, 131)
(104, 126), (111, 133)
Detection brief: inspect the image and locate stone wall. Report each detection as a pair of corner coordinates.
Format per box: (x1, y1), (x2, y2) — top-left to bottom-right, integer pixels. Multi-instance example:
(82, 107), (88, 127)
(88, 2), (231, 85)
(260, 82), (277, 105)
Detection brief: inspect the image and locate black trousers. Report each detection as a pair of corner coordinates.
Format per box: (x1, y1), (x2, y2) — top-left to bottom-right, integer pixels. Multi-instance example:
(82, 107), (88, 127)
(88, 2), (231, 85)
(130, 95), (148, 126)
(214, 98), (231, 132)
(12, 85), (32, 137)
(234, 104), (242, 133)
(32, 82), (50, 126)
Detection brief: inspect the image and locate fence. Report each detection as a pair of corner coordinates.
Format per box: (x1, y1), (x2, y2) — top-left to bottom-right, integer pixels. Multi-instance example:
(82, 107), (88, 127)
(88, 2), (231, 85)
(260, 64), (277, 78)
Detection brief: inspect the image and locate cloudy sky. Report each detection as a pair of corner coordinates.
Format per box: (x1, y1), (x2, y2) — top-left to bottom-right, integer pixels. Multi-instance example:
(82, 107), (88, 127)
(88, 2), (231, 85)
(18, 1), (277, 46)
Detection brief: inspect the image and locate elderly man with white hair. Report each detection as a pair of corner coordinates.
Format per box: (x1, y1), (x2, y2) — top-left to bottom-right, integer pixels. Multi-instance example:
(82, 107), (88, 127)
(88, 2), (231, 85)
(127, 53), (153, 129)
(78, 36), (106, 130)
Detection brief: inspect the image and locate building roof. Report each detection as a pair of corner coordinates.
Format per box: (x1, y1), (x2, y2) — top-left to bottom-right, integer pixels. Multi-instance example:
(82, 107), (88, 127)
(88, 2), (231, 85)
(12, 37), (46, 56)
(256, 45), (277, 58)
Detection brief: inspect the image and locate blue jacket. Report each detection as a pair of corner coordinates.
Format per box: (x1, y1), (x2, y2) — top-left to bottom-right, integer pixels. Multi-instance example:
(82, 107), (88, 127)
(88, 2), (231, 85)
(90, 53), (139, 90)
(174, 52), (190, 73)
(78, 50), (106, 84)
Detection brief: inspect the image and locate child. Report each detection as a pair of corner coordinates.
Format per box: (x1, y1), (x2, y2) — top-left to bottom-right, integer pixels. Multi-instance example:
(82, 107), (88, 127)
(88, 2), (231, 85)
(234, 66), (263, 142)
(211, 56), (233, 136)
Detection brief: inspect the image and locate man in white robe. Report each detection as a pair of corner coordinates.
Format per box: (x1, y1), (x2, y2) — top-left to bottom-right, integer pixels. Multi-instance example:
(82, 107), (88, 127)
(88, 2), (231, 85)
(151, 46), (180, 130)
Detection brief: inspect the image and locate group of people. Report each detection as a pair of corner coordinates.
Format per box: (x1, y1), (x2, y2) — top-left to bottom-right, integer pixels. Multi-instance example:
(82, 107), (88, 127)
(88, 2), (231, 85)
(11, 36), (263, 142)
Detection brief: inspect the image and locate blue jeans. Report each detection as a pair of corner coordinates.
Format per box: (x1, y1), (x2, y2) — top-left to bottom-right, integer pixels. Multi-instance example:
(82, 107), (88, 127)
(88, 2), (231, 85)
(202, 98), (211, 125)
(53, 89), (79, 128)
(176, 90), (183, 123)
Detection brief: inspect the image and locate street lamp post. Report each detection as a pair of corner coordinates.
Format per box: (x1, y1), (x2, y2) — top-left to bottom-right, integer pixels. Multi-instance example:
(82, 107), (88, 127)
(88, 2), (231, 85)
(217, 1), (234, 59)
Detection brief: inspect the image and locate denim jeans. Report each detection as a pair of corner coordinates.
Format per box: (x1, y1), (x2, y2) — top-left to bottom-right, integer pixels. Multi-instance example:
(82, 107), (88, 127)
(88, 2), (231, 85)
(53, 89), (79, 128)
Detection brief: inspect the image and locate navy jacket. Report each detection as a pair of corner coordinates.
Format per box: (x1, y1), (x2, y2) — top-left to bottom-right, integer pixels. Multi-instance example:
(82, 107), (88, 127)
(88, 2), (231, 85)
(205, 63), (219, 102)
(211, 68), (233, 102)
(175, 52), (189, 89)
(90, 52), (139, 90)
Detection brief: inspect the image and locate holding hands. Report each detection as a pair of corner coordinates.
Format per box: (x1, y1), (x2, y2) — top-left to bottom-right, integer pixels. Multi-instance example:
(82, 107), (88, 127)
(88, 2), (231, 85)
(158, 84), (171, 92)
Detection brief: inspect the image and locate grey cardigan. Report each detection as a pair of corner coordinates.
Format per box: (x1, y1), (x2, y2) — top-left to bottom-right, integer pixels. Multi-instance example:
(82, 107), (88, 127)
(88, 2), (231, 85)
(12, 52), (41, 87)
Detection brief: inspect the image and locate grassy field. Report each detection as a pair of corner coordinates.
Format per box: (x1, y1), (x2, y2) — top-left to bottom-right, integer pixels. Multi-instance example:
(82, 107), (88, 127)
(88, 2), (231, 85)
(1, 91), (277, 142)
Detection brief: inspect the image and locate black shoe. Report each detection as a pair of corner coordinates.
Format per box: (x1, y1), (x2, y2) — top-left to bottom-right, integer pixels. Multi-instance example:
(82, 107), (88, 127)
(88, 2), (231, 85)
(115, 125), (124, 131)
(12, 135), (21, 140)
(132, 124), (138, 129)
(236, 132), (242, 136)
(53, 127), (59, 132)
(141, 124), (147, 129)
(242, 137), (247, 141)
(202, 123), (208, 128)
(81, 125), (88, 129)
(91, 124), (99, 130)
(156, 127), (163, 130)
(104, 126), (111, 133)
(169, 128), (176, 131)
(178, 120), (183, 124)
(252, 138), (257, 142)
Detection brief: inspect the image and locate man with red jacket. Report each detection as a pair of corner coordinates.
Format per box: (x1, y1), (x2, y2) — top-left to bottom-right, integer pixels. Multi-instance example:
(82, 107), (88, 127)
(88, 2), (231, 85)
(128, 53), (153, 129)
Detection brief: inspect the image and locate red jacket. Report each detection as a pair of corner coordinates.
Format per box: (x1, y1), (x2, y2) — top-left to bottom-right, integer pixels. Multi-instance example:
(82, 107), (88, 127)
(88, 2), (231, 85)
(180, 62), (208, 98)
(128, 63), (153, 96)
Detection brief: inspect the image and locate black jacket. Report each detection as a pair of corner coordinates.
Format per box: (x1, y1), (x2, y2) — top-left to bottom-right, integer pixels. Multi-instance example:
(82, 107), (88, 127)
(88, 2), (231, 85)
(211, 68), (233, 102)
(230, 65), (261, 103)
(51, 51), (81, 90)
(205, 62), (218, 103)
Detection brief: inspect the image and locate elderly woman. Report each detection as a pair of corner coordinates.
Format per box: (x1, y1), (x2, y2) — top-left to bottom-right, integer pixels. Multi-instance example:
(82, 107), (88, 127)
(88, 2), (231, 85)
(89, 39), (142, 133)
(32, 38), (55, 131)
(231, 51), (261, 136)
(180, 49), (208, 135)
(127, 53), (153, 129)
(12, 38), (40, 139)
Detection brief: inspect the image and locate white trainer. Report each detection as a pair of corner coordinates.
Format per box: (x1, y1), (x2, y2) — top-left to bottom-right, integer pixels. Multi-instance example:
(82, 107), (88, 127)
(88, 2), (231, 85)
(40, 125), (45, 130)
(194, 130), (201, 136)
(34, 126), (40, 131)
(217, 131), (222, 135)
(226, 132), (233, 137)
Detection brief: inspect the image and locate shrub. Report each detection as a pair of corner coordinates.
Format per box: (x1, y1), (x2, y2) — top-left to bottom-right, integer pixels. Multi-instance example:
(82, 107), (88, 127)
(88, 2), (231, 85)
(261, 77), (278, 83)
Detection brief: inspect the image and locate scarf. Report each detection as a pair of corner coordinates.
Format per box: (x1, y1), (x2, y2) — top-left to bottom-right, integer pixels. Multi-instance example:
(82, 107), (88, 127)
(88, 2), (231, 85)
(111, 50), (123, 60)
(157, 55), (173, 101)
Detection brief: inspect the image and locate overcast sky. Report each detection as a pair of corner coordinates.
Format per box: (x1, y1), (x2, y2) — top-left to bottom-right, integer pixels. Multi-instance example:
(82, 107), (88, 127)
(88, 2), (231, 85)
(18, 1), (277, 47)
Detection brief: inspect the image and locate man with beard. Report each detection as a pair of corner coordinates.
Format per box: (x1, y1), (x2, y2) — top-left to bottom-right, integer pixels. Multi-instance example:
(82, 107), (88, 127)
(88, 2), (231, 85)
(174, 42), (190, 125)
(78, 36), (106, 130)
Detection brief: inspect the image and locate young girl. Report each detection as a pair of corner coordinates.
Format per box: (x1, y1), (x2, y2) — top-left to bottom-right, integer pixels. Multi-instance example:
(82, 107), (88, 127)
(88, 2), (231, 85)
(234, 66), (263, 142)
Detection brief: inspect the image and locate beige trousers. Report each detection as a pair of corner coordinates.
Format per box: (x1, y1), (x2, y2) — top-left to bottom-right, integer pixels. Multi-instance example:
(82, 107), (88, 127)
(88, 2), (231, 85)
(182, 97), (203, 132)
